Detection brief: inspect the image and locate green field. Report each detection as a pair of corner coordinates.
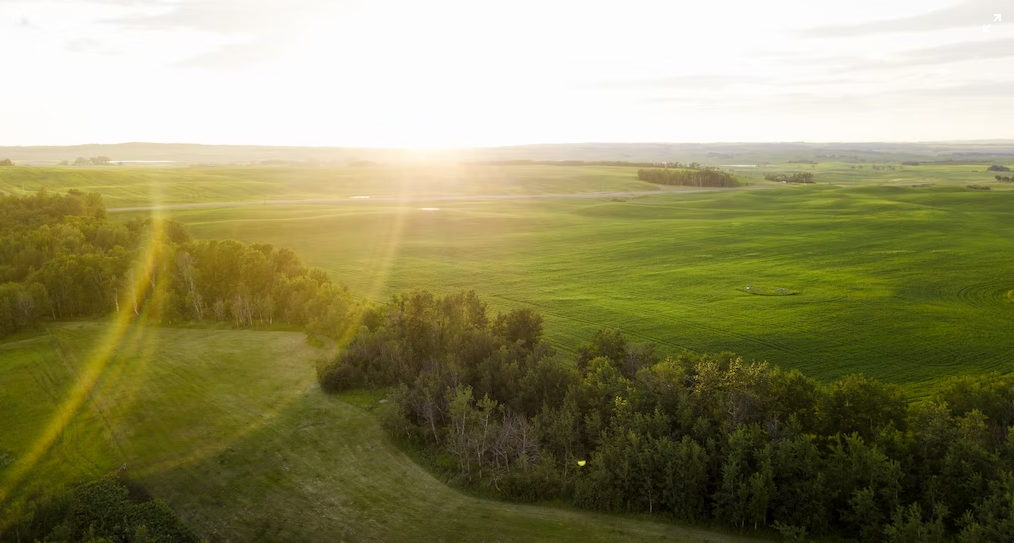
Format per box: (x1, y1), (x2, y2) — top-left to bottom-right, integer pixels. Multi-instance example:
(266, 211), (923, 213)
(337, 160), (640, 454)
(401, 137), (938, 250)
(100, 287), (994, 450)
(4, 162), (1008, 208)
(749, 161), (1013, 187)
(0, 323), (756, 543)
(128, 181), (1014, 397)
(6, 164), (1013, 396)
(0, 165), (666, 207)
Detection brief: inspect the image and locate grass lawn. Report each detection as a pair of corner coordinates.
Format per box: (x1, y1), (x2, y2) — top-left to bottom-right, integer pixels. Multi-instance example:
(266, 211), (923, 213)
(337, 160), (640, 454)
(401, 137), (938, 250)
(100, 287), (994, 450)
(0, 323), (758, 543)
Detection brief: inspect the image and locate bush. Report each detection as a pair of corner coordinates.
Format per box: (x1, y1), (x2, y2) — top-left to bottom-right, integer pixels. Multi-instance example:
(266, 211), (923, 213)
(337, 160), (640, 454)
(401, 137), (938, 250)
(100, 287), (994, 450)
(376, 387), (415, 438)
(0, 475), (199, 543)
(315, 357), (361, 392)
(499, 455), (564, 503)
(773, 522), (810, 542)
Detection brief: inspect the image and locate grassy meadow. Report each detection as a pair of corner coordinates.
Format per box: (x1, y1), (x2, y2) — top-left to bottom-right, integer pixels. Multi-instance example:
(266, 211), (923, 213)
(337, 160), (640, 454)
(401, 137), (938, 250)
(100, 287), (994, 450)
(4, 163), (1012, 395)
(0, 165), (664, 207)
(6, 162), (1007, 209)
(0, 323), (756, 543)
(124, 180), (1014, 397)
(5, 163), (1012, 396)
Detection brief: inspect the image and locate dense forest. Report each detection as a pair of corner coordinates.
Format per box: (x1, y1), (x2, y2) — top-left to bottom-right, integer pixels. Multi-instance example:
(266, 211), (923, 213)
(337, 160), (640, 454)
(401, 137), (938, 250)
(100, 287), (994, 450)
(316, 291), (1014, 542)
(0, 190), (356, 339)
(636, 168), (740, 188)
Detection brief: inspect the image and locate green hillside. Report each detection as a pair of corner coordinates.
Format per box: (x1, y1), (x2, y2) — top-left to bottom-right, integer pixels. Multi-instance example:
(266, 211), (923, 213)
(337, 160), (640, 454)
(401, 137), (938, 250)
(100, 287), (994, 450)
(0, 323), (756, 542)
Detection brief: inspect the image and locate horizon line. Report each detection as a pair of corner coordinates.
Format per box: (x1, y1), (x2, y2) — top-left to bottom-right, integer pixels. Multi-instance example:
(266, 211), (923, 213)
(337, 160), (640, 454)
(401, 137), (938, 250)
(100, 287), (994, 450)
(3, 139), (1014, 150)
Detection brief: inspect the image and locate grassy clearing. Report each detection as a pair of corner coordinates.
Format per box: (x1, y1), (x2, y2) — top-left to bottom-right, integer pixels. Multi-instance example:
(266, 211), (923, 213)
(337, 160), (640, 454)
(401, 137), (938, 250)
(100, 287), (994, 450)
(0, 323), (757, 543)
(136, 184), (1014, 397)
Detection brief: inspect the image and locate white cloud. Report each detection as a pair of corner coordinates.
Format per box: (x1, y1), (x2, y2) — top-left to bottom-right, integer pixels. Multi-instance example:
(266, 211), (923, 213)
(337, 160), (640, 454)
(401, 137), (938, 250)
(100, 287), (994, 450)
(801, 0), (1007, 36)
(1, 0), (1012, 146)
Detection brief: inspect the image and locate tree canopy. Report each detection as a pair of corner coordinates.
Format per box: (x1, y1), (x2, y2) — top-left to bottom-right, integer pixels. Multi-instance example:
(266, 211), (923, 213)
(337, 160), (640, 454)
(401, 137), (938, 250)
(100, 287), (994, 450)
(765, 172), (815, 184)
(637, 168), (740, 188)
(317, 289), (1014, 541)
(0, 190), (355, 338)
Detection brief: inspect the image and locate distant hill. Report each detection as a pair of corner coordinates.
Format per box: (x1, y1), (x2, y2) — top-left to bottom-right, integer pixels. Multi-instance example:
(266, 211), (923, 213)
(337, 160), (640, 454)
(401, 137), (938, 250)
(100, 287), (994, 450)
(2, 141), (1013, 166)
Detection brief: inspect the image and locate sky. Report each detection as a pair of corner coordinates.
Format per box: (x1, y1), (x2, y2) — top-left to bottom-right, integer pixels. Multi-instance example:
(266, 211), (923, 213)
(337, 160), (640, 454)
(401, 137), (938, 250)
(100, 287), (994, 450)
(1, 0), (1011, 147)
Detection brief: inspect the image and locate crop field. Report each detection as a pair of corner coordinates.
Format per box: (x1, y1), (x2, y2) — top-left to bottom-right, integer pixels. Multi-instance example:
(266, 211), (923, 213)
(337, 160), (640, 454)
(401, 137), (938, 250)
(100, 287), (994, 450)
(0, 323), (756, 543)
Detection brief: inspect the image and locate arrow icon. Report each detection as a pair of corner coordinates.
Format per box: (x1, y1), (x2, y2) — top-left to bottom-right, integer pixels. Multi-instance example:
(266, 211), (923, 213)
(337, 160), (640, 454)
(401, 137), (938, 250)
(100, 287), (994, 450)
(983, 25), (991, 32)
(994, 14), (1001, 22)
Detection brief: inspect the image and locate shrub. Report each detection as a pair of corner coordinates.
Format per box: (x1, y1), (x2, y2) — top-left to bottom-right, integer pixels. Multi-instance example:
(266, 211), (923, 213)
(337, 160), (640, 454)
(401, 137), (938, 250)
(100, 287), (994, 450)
(0, 475), (199, 543)
(315, 357), (361, 392)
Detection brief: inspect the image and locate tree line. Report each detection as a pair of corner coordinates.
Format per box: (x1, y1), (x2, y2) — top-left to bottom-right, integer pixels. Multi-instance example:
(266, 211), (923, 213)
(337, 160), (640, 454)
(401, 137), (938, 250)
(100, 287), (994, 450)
(0, 190), (356, 338)
(846, 165), (899, 171)
(637, 168), (740, 188)
(70, 157), (114, 166)
(472, 160), (714, 169)
(764, 172), (815, 184)
(315, 290), (1014, 542)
